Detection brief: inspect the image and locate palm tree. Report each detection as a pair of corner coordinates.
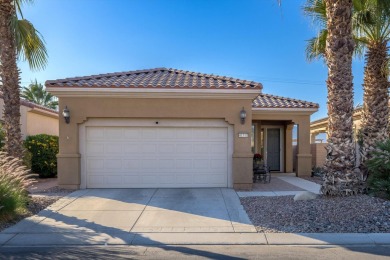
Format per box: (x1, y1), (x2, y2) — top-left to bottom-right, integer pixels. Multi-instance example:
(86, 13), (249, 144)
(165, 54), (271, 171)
(304, 0), (359, 195)
(354, 0), (390, 179)
(21, 80), (58, 109)
(0, 0), (48, 159)
(305, 0), (390, 189)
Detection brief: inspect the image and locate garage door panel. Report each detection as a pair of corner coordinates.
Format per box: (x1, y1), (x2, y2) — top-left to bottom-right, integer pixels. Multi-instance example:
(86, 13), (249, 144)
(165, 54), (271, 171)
(85, 125), (228, 188)
(87, 143), (104, 154)
(123, 144), (141, 153)
(105, 128), (123, 140)
(87, 159), (104, 171)
(175, 159), (192, 169)
(142, 159), (159, 169)
(87, 128), (104, 140)
(195, 174), (225, 184)
(211, 160), (227, 170)
(105, 159), (122, 170)
(209, 128), (227, 139)
(193, 159), (209, 169)
(105, 143), (123, 154)
(175, 129), (192, 139)
(210, 144), (227, 154)
(124, 159), (141, 169)
(159, 159), (175, 169)
(158, 144), (175, 153)
(141, 144), (157, 153)
(176, 144), (193, 153)
(142, 129), (158, 139)
(124, 128), (141, 139)
(158, 128), (176, 139)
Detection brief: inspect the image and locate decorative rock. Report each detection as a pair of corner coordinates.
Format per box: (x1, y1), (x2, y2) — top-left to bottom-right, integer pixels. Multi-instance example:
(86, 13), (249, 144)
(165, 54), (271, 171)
(293, 191), (318, 201)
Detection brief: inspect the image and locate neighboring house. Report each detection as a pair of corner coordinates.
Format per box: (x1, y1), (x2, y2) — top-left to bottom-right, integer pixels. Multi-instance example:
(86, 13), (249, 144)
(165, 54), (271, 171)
(310, 102), (390, 168)
(0, 92), (59, 139)
(46, 68), (318, 190)
(310, 106), (364, 144)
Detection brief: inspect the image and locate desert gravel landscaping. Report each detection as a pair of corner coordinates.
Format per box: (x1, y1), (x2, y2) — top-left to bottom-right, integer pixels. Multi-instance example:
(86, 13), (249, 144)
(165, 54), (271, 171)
(240, 195), (390, 233)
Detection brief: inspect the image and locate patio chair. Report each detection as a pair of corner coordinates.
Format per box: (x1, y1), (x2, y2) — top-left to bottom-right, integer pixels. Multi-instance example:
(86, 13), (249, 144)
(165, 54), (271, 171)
(253, 163), (271, 183)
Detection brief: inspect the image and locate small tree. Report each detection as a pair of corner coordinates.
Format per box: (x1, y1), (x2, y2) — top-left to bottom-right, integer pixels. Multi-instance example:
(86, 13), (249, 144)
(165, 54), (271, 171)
(21, 80), (58, 109)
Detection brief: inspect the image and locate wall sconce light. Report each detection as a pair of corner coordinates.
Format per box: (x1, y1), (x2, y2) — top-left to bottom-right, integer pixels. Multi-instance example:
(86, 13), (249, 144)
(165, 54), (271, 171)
(240, 107), (246, 125)
(62, 106), (70, 124)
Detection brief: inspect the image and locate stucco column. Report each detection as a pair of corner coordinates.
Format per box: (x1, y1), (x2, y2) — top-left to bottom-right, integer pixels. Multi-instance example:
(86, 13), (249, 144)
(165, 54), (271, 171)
(296, 117), (312, 176)
(310, 132), (317, 144)
(285, 123), (294, 173)
(57, 101), (81, 189)
(232, 104), (253, 190)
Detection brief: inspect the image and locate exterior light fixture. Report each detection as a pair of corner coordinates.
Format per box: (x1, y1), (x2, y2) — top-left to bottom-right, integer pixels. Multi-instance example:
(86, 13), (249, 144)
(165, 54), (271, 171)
(62, 106), (70, 124)
(240, 107), (246, 125)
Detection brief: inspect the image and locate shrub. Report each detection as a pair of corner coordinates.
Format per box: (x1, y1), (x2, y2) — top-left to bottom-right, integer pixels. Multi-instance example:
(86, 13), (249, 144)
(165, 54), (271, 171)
(367, 139), (390, 200)
(0, 152), (35, 220)
(25, 134), (59, 178)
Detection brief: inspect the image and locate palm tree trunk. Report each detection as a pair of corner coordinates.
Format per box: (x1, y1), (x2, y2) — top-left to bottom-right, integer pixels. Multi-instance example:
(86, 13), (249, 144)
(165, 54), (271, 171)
(321, 0), (362, 195)
(359, 42), (390, 177)
(0, 0), (23, 159)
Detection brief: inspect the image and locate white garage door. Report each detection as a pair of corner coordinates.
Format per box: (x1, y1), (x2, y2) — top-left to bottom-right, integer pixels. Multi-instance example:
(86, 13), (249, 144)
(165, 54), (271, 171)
(84, 125), (228, 188)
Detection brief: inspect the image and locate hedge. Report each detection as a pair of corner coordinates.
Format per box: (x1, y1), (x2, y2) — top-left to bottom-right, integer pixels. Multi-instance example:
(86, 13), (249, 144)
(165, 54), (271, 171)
(25, 134), (58, 178)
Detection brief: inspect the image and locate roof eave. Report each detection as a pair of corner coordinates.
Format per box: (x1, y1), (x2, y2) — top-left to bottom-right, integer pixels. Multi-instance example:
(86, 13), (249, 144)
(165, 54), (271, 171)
(252, 107), (318, 115)
(47, 87), (261, 100)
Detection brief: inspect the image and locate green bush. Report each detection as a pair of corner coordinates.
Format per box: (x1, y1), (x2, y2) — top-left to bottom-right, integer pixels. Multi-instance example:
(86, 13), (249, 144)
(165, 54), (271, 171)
(25, 134), (58, 178)
(367, 139), (390, 200)
(0, 152), (34, 220)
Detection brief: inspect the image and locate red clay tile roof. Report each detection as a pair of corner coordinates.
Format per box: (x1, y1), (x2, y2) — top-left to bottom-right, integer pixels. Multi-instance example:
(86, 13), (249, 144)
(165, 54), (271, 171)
(45, 68), (263, 90)
(252, 93), (319, 109)
(0, 91), (58, 115)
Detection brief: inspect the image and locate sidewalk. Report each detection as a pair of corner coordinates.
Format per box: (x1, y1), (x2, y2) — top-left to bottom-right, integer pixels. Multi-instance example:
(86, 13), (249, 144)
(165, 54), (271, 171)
(237, 175), (321, 197)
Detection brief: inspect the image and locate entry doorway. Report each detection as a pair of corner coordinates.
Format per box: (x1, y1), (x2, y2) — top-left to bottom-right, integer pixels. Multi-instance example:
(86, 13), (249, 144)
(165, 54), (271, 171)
(252, 124), (284, 172)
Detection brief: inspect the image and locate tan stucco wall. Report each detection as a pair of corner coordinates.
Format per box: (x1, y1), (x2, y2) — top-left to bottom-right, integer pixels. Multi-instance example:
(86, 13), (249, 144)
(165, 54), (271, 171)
(311, 143), (327, 167)
(57, 97), (255, 190)
(252, 111), (313, 176)
(27, 111), (59, 136)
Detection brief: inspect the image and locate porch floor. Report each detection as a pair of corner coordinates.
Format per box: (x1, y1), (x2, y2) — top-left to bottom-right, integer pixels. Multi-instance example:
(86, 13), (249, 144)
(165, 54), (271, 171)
(237, 175), (321, 197)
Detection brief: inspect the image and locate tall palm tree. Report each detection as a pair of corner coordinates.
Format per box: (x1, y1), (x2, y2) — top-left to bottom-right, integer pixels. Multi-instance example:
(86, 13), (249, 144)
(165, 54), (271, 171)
(305, 0), (390, 185)
(21, 80), (58, 109)
(0, 0), (48, 159)
(305, 0), (359, 195)
(354, 0), (390, 178)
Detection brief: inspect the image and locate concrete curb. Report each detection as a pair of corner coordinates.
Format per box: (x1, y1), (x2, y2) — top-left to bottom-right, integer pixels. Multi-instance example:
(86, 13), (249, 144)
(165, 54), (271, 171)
(2, 232), (390, 246)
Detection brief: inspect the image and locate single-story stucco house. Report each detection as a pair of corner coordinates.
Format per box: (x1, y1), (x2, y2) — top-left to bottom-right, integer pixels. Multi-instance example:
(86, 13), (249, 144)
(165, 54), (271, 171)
(0, 92), (59, 139)
(46, 68), (318, 190)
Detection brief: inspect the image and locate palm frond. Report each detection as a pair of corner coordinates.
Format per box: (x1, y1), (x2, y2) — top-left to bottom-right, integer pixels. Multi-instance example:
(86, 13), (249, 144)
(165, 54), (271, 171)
(12, 17), (48, 71)
(303, 0), (327, 27)
(13, 0), (34, 18)
(305, 29), (327, 61)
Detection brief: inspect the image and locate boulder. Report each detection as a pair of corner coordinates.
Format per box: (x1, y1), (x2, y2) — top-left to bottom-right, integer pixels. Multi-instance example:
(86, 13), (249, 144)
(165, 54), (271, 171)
(294, 191), (318, 201)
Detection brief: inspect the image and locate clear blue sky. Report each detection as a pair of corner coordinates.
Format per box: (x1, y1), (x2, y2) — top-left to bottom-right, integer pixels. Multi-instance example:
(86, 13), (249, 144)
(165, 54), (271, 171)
(18, 0), (366, 121)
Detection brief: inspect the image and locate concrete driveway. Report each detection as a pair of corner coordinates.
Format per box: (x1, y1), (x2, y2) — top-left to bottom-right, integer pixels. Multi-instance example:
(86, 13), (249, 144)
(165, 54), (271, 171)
(0, 188), (259, 246)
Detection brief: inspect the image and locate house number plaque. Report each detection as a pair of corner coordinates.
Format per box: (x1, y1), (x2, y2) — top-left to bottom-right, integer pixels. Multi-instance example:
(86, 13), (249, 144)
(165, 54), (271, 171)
(238, 132), (249, 138)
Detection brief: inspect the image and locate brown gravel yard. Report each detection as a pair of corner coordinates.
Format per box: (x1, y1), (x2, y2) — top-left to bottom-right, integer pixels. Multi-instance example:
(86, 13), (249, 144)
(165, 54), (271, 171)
(240, 195), (390, 233)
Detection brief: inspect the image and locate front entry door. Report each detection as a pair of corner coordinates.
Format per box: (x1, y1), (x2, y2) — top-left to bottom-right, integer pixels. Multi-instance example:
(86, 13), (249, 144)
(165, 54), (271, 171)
(266, 128), (280, 171)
